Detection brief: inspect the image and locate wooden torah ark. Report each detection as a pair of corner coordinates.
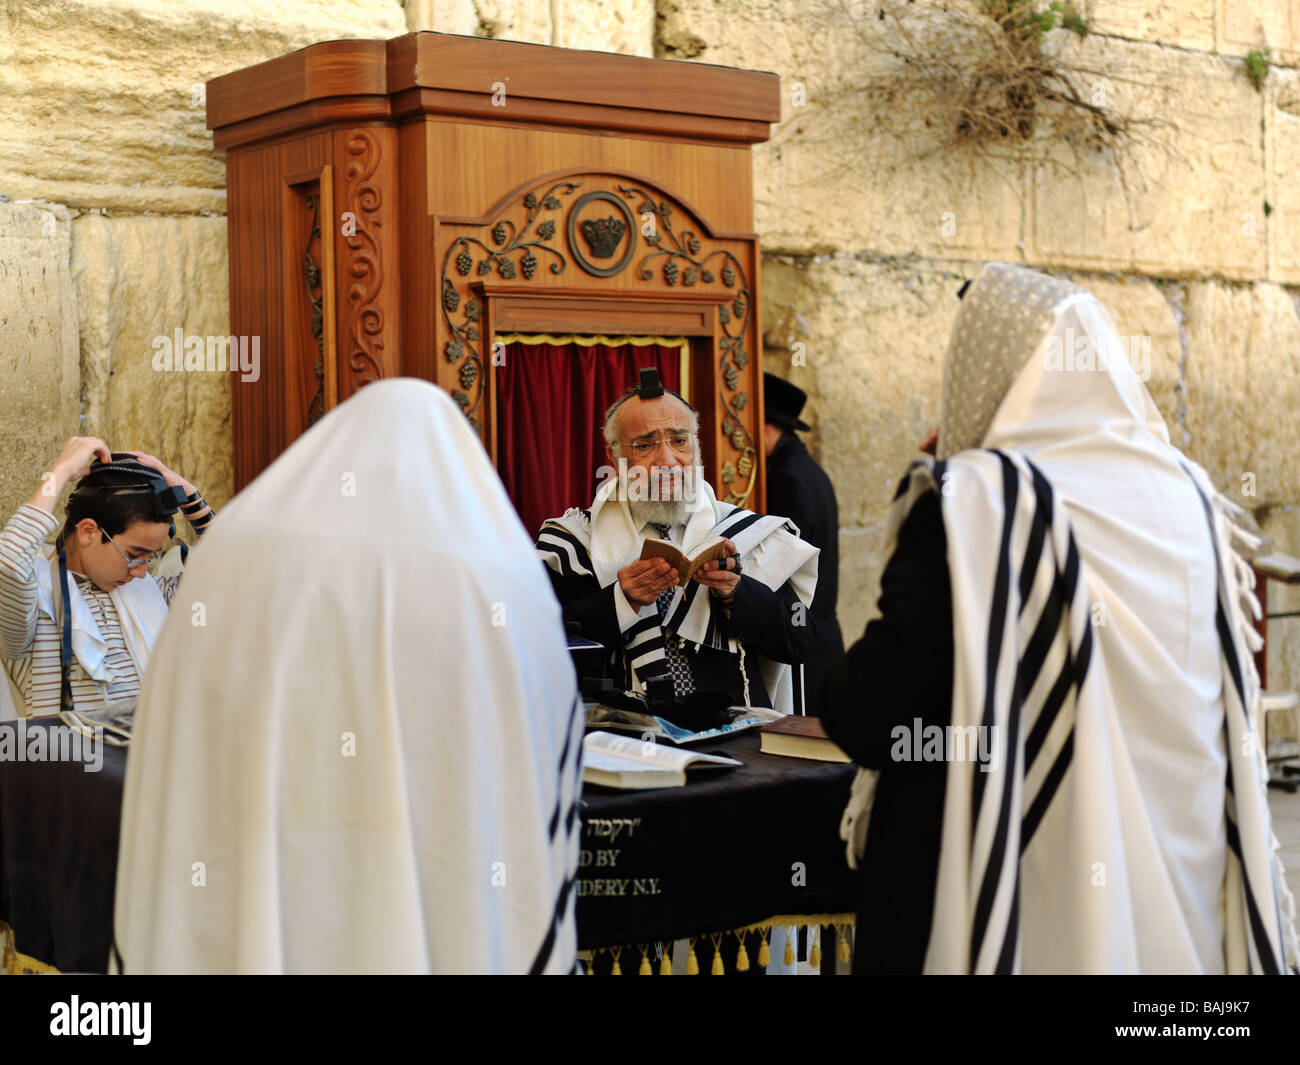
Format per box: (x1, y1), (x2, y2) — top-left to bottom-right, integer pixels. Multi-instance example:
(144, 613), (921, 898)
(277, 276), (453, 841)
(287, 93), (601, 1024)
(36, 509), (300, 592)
(206, 32), (781, 508)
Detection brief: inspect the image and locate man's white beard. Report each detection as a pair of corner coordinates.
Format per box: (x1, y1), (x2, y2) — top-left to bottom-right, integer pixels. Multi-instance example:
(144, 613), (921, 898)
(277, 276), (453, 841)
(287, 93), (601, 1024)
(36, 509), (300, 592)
(629, 497), (690, 528)
(615, 458), (702, 529)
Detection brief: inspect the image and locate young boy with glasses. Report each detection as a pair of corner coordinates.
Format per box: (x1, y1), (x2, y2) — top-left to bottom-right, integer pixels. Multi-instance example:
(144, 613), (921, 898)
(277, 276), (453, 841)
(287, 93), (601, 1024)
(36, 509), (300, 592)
(0, 436), (215, 717)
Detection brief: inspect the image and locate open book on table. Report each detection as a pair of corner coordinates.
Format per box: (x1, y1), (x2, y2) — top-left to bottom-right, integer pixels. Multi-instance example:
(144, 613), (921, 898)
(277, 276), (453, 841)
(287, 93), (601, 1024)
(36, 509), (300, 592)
(582, 730), (742, 789)
(585, 702), (782, 745)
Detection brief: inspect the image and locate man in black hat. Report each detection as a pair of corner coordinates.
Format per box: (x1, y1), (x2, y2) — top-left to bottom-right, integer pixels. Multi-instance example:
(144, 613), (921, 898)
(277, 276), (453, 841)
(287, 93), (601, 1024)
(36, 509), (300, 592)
(762, 372), (843, 718)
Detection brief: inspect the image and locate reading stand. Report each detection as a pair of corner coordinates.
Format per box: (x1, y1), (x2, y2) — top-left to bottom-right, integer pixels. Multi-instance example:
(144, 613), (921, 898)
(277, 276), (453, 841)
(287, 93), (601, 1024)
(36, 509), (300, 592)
(206, 33), (781, 516)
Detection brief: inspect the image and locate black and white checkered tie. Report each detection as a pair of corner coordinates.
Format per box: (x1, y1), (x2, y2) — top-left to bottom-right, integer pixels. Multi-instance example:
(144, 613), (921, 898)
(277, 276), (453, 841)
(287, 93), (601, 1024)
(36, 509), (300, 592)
(649, 523), (695, 698)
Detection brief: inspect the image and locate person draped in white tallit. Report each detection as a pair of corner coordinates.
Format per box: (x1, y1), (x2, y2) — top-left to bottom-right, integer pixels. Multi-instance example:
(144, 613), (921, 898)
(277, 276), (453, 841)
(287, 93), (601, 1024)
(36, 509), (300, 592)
(825, 263), (1297, 974)
(113, 378), (584, 974)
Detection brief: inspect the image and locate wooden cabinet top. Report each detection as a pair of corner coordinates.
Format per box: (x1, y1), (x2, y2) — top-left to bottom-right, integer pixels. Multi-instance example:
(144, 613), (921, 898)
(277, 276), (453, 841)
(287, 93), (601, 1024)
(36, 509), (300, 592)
(206, 32), (782, 150)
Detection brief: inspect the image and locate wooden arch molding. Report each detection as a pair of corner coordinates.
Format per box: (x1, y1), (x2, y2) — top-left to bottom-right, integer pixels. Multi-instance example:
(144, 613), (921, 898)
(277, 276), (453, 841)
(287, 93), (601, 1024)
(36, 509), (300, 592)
(434, 167), (762, 506)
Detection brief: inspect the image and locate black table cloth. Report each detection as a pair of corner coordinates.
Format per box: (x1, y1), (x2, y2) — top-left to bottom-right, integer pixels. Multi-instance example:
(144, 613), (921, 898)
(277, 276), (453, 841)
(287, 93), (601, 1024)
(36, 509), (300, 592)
(577, 730), (856, 949)
(0, 720), (126, 973)
(0, 720), (855, 971)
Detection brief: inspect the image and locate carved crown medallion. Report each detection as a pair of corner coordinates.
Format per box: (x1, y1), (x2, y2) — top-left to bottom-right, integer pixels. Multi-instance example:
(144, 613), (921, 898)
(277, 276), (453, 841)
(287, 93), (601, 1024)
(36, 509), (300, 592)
(579, 215), (626, 259)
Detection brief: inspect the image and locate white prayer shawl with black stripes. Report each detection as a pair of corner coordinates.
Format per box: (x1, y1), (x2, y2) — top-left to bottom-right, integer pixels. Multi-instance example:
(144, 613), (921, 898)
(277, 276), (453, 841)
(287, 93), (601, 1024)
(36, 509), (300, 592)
(841, 273), (1296, 974)
(115, 380), (584, 974)
(537, 475), (818, 713)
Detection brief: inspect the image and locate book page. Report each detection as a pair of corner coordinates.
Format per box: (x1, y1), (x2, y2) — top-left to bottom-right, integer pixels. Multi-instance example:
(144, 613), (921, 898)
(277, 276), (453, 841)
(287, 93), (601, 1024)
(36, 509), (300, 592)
(584, 731), (741, 771)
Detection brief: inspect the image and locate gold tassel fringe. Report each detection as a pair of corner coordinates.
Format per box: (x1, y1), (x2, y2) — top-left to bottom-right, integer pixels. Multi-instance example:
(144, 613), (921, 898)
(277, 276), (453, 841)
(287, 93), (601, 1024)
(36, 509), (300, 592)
(735, 934), (749, 972)
(582, 914), (855, 974)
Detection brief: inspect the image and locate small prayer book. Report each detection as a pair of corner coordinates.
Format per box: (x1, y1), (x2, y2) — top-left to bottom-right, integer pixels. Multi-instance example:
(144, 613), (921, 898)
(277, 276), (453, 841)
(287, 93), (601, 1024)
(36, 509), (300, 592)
(638, 535), (729, 584)
(758, 715), (850, 763)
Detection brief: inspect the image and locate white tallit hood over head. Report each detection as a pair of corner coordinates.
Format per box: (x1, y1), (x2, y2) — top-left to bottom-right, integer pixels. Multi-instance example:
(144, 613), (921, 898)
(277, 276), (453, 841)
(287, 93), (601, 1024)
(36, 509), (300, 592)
(114, 378), (584, 974)
(858, 262), (1298, 972)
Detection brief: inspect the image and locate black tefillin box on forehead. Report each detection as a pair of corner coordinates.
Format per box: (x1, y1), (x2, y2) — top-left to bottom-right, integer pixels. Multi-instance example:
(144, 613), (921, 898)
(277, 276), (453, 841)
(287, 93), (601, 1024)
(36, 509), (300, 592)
(604, 366), (691, 414)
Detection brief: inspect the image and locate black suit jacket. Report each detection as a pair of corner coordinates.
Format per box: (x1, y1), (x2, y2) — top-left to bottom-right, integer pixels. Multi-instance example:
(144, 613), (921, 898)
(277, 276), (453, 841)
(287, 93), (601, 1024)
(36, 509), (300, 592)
(764, 433), (845, 717)
(819, 490), (953, 974)
(545, 563), (813, 708)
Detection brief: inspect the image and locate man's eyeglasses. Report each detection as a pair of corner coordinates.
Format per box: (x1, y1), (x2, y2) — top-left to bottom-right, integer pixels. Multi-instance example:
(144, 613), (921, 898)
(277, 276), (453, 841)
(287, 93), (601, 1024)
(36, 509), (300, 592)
(98, 527), (165, 571)
(624, 432), (695, 459)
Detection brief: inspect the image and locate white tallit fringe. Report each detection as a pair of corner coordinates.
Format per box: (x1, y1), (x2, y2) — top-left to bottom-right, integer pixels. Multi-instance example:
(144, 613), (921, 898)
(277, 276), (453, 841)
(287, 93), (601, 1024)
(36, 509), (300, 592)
(1197, 473), (1298, 969)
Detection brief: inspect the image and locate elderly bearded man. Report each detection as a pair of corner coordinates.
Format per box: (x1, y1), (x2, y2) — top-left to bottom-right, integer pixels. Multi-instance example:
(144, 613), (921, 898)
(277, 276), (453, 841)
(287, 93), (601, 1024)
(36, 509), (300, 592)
(536, 371), (819, 711)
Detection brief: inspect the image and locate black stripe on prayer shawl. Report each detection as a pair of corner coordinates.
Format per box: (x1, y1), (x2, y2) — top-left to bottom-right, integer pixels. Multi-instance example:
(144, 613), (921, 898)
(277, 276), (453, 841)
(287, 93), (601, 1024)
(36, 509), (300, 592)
(545, 700), (581, 842)
(971, 454), (1019, 818)
(1178, 462), (1248, 711)
(539, 524), (594, 571)
(531, 697), (585, 975)
(1022, 547), (1092, 851)
(968, 454), (1022, 968)
(627, 627), (663, 652)
(626, 616), (660, 641)
(1019, 532), (1085, 772)
(1021, 733), (1074, 851)
(537, 541), (580, 580)
(665, 579), (704, 632)
(713, 509), (764, 541)
(528, 872), (576, 975)
(628, 638), (667, 668)
(1023, 668), (1073, 773)
(1180, 462), (1284, 974)
(536, 526), (594, 577)
(1016, 465), (1053, 616)
(972, 454), (1094, 971)
(1224, 782), (1281, 975)
(971, 696), (1024, 971)
(996, 877), (1021, 975)
(1217, 605), (1246, 713)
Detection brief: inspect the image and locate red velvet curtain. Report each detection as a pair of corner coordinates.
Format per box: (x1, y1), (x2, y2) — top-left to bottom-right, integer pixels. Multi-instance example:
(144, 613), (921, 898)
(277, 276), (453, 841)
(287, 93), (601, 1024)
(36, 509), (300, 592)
(497, 340), (683, 539)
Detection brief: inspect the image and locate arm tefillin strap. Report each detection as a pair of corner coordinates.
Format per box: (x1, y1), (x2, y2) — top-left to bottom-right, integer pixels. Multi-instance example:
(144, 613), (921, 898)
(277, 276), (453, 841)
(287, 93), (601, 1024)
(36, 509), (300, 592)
(56, 545), (75, 714)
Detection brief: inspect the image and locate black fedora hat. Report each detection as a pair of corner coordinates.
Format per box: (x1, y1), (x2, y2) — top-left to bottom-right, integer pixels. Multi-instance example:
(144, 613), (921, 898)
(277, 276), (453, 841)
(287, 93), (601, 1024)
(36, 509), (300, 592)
(764, 371), (812, 432)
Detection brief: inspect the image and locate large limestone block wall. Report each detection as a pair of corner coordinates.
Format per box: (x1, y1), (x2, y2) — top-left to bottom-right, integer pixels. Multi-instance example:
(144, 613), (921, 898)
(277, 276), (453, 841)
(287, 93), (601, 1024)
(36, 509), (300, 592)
(0, 0), (409, 526)
(0, 203), (80, 522)
(72, 214), (233, 529)
(2, 0), (1299, 691)
(0, 0), (655, 530)
(663, 0), (1300, 694)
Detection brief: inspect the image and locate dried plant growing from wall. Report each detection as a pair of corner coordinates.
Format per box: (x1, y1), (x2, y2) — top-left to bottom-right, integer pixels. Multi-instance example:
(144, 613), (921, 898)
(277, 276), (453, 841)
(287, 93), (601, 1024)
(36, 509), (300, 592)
(834, 0), (1168, 170)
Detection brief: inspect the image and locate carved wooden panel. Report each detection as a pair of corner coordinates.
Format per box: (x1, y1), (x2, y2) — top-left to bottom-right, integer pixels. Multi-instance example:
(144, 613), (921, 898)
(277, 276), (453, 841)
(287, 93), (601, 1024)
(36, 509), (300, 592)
(281, 166), (337, 436)
(333, 127), (402, 398)
(434, 169), (761, 506)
